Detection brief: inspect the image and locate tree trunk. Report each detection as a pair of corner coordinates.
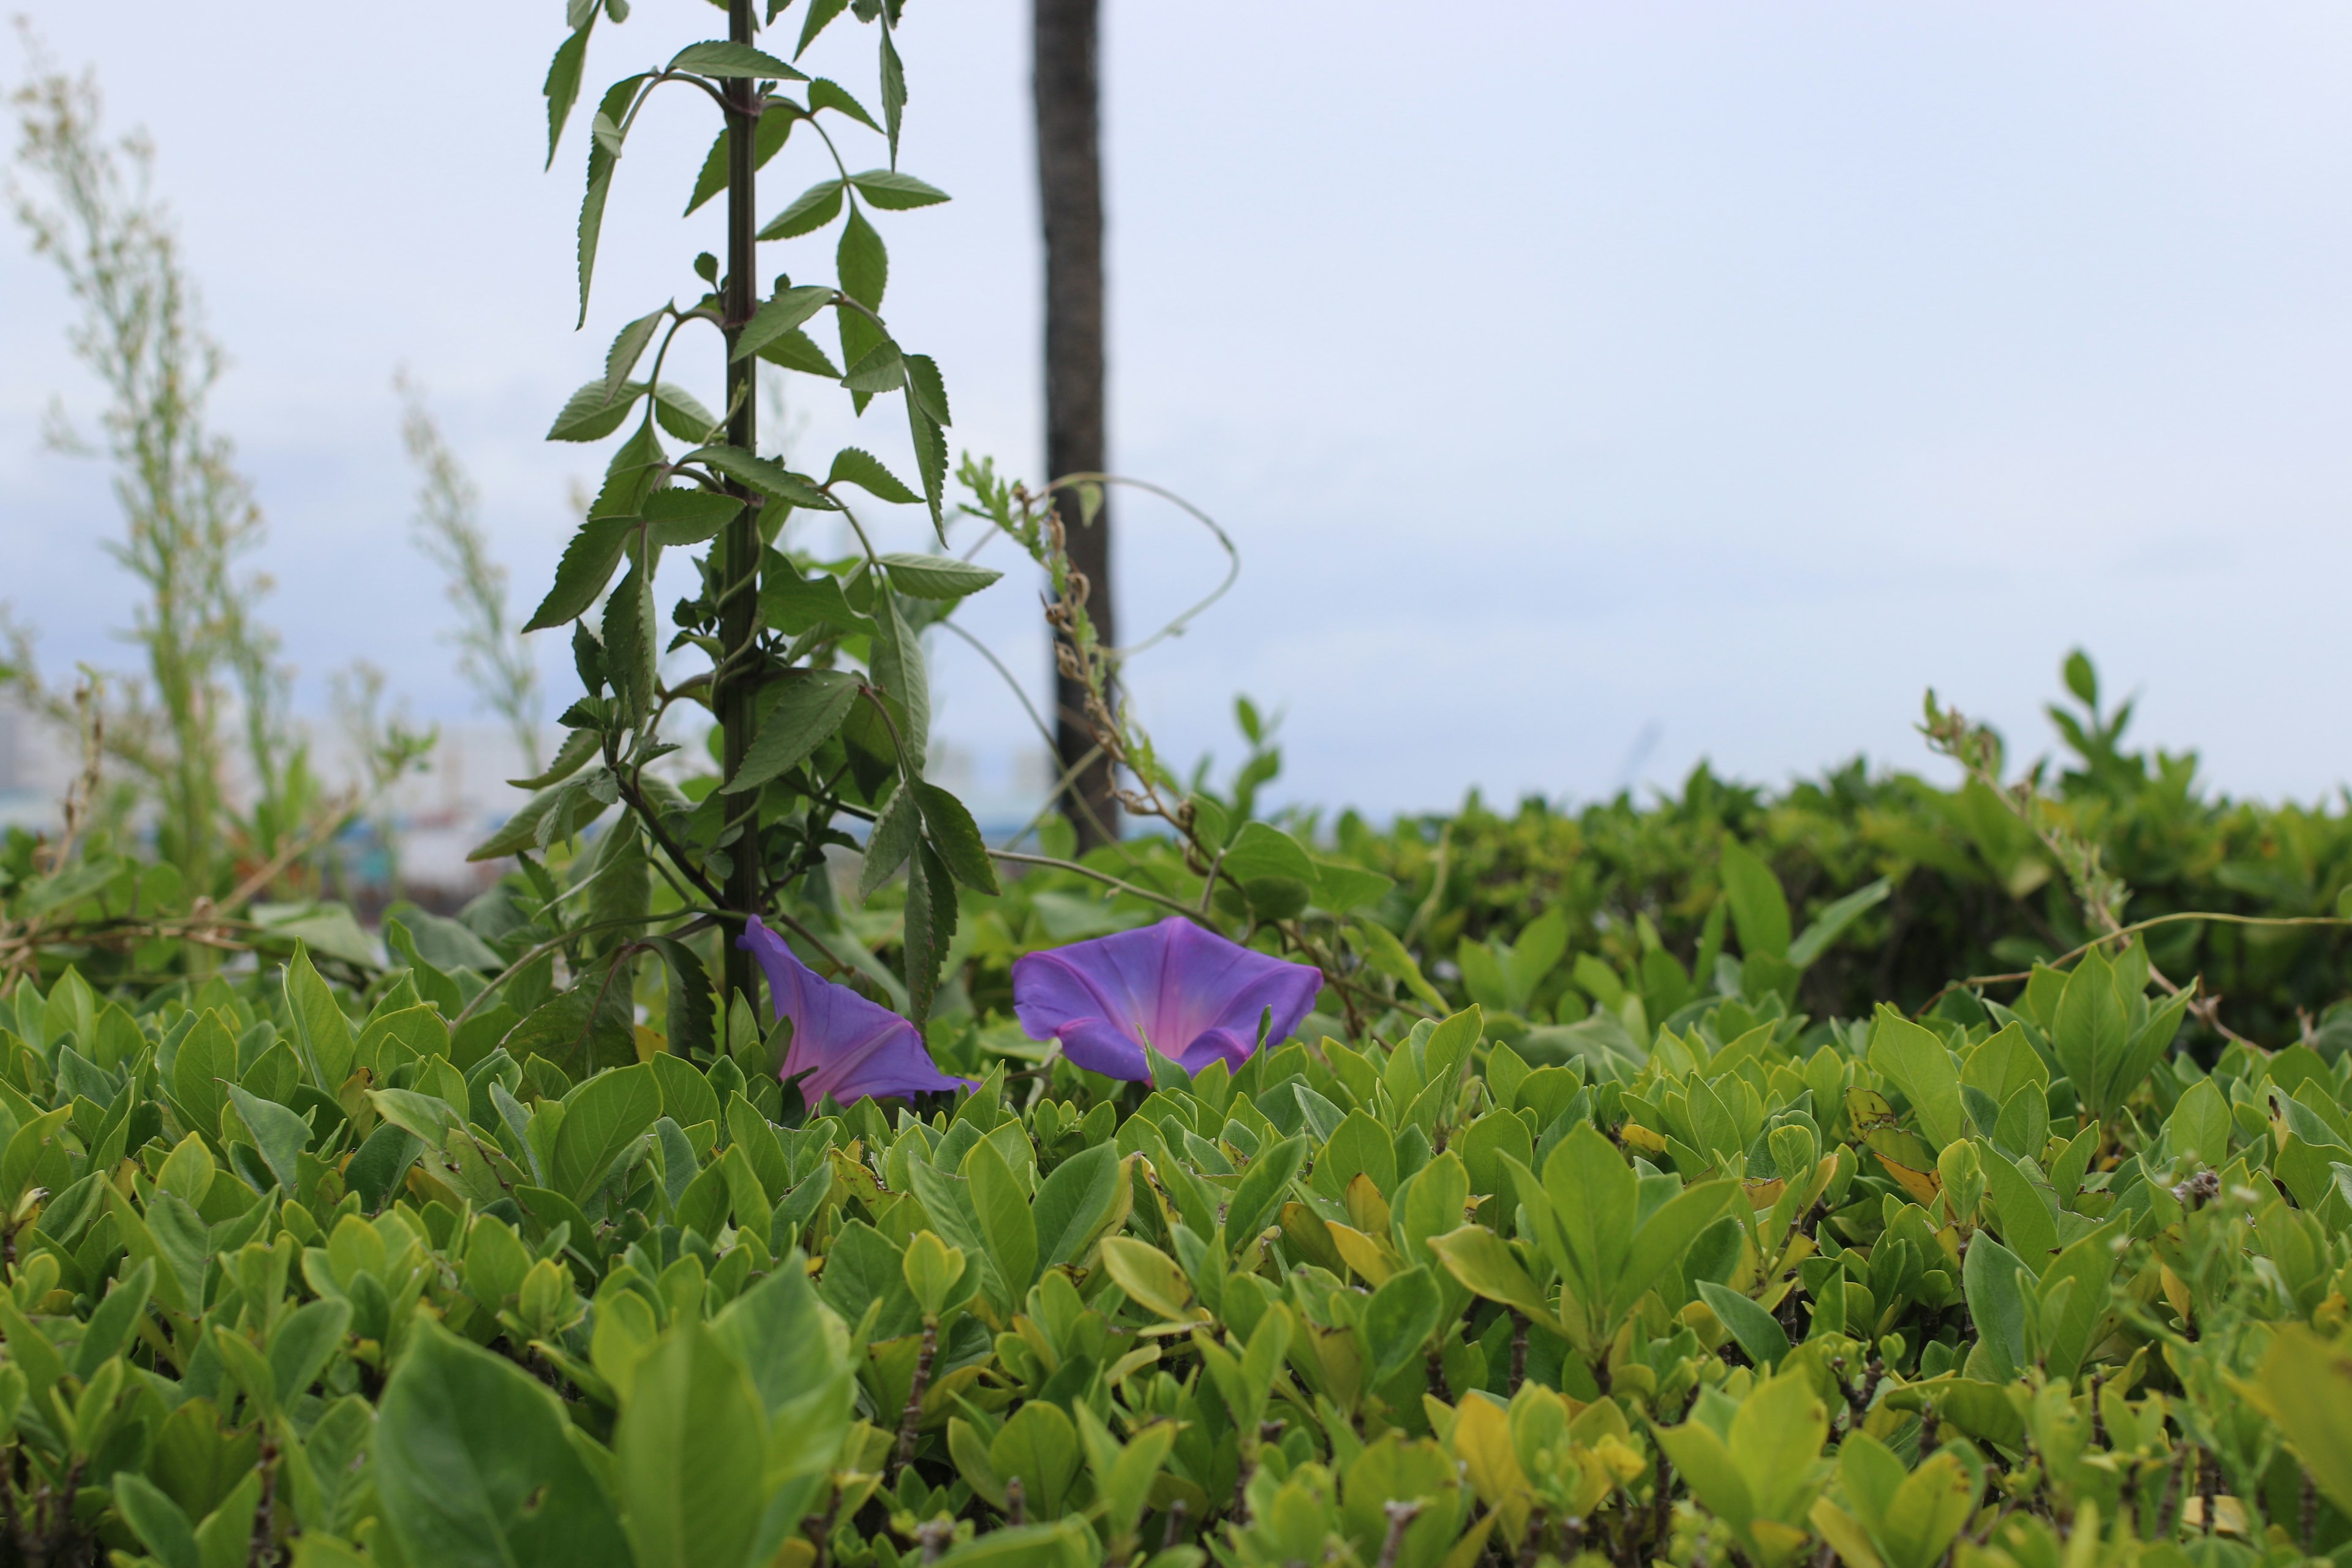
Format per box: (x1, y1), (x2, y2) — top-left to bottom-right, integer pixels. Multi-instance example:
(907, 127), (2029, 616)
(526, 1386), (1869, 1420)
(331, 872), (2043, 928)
(1034, 0), (1119, 848)
(717, 0), (763, 1025)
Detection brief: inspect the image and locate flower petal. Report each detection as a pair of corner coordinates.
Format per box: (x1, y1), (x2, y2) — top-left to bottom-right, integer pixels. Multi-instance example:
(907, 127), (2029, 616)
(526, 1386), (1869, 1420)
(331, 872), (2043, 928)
(1010, 916), (1322, 1083)
(739, 917), (971, 1105)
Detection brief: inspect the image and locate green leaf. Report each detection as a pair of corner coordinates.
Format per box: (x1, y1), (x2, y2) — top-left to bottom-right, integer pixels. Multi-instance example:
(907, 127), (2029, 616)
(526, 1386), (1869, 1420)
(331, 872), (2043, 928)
(377, 1323), (631, 1568)
(827, 448), (921, 505)
(1787, 876), (1893, 970)
(543, 23), (594, 170)
(268, 1297), (352, 1406)
(552, 1063), (662, 1204)
(837, 205), (888, 308)
(647, 940), (718, 1066)
(615, 1319), (768, 1568)
(1616, 1180), (1737, 1317)
(859, 783), (921, 900)
(794, 0), (850, 58)
(111, 1471), (202, 1568)
(1223, 1134), (1308, 1256)
(1221, 821), (1317, 886)
(603, 559), (657, 724)
(850, 168), (949, 210)
(467, 775), (613, 862)
(878, 24), (905, 164)
(842, 340), (906, 397)
(640, 488), (744, 547)
(226, 1084), (309, 1193)
(548, 379), (647, 443)
(1362, 1267), (1444, 1386)
(577, 75), (650, 326)
(72, 1259), (154, 1380)
(755, 326), (842, 379)
(1311, 859), (1393, 914)
(1033, 1141), (1123, 1270)
(964, 1137), (1038, 1300)
(757, 179), (845, 241)
(914, 783), (1000, 895)
(685, 444), (838, 510)
(724, 670), (863, 795)
(867, 587), (929, 767)
(1867, 1006), (1968, 1151)
(588, 420), (669, 521)
(903, 841), (956, 1022)
(1719, 840), (1791, 961)
(1428, 1225), (1548, 1321)
(733, 285), (838, 363)
(283, 943), (356, 1088)
(1697, 1280), (1791, 1370)
(650, 382), (718, 442)
(685, 102), (797, 217)
(807, 78), (881, 131)
(2250, 1325), (2352, 1519)
(601, 309), (666, 402)
(668, 40), (805, 80)
(1099, 1237), (1194, 1321)
(523, 517), (636, 633)
(880, 551), (1001, 600)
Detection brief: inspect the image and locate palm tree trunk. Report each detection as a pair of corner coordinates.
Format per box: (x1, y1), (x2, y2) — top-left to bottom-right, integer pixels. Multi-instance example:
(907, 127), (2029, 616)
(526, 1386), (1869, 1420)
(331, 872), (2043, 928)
(1034, 0), (1120, 847)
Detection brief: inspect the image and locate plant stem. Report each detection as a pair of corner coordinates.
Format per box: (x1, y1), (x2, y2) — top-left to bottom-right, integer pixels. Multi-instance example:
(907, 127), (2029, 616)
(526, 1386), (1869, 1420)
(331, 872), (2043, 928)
(715, 0), (764, 1015)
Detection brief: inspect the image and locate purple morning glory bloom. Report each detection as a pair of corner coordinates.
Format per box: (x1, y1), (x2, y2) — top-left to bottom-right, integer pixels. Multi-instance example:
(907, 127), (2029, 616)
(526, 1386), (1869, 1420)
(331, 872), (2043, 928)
(1010, 916), (1323, 1082)
(737, 917), (974, 1106)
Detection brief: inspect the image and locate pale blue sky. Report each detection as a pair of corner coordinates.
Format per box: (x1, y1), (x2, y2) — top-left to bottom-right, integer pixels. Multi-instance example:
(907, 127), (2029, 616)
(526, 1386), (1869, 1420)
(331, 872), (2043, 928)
(6, 2), (2351, 814)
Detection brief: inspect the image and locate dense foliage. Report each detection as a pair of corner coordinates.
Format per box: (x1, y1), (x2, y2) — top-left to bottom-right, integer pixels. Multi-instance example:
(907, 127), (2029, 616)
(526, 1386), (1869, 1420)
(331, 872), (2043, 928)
(5, 813), (2352, 1567)
(11, 1), (2352, 1566)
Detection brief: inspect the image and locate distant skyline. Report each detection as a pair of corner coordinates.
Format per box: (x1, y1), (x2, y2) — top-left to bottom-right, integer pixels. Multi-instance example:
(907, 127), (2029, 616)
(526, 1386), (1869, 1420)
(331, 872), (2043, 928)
(6, 3), (2351, 816)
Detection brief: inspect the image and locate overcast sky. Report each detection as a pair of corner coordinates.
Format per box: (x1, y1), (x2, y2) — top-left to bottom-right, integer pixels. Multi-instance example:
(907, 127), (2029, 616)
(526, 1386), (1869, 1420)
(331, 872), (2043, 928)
(6, 2), (2352, 816)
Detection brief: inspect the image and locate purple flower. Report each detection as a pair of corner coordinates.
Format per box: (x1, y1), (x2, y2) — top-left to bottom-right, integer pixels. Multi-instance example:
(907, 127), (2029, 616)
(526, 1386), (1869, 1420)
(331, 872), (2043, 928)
(737, 916), (974, 1106)
(1010, 916), (1323, 1082)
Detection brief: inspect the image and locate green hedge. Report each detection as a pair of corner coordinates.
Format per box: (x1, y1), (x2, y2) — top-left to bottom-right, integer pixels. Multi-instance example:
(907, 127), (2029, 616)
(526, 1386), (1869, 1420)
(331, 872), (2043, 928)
(2, 900), (2350, 1567)
(1334, 663), (2352, 1051)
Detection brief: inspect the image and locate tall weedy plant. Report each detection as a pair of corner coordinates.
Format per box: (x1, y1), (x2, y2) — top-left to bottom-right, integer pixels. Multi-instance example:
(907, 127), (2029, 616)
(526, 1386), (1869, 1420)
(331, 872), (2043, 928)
(398, 374), (544, 774)
(500, 0), (1000, 1038)
(4, 40), (345, 912)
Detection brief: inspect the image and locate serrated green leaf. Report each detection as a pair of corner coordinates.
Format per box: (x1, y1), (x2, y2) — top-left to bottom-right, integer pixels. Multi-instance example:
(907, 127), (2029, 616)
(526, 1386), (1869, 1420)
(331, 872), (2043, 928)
(755, 326), (842, 379)
(837, 205), (887, 307)
(577, 75), (649, 326)
(807, 78), (881, 132)
(903, 840), (956, 1022)
(723, 670), (863, 794)
(795, 0), (850, 58)
(548, 379), (648, 442)
(756, 179), (844, 241)
(650, 382), (718, 442)
(684, 101), (798, 217)
(859, 783), (920, 900)
(667, 40), (805, 80)
(878, 551), (999, 600)
(733, 285), (837, 363)
(685, 444), (839, 510)
(640, 487), (743, 546)
(827, 448), (920, 505)
(850, 168), (948, 210)
(914, 783), (999, 895)
(601, 309), (666, 402)
(544, 23), (595, 170)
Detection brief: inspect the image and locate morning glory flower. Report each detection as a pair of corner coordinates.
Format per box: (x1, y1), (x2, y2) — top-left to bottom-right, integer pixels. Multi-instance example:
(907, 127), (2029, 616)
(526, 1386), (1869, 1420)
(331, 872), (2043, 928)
(1010, 915), (1323, 1082)
(738, 916), (974, 1106)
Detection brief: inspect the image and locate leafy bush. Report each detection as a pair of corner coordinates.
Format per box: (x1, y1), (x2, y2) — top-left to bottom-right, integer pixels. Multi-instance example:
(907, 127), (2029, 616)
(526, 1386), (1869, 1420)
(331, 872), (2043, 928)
(4, 849), (2352, 1567)
(1341, 657), (2352, 1052)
